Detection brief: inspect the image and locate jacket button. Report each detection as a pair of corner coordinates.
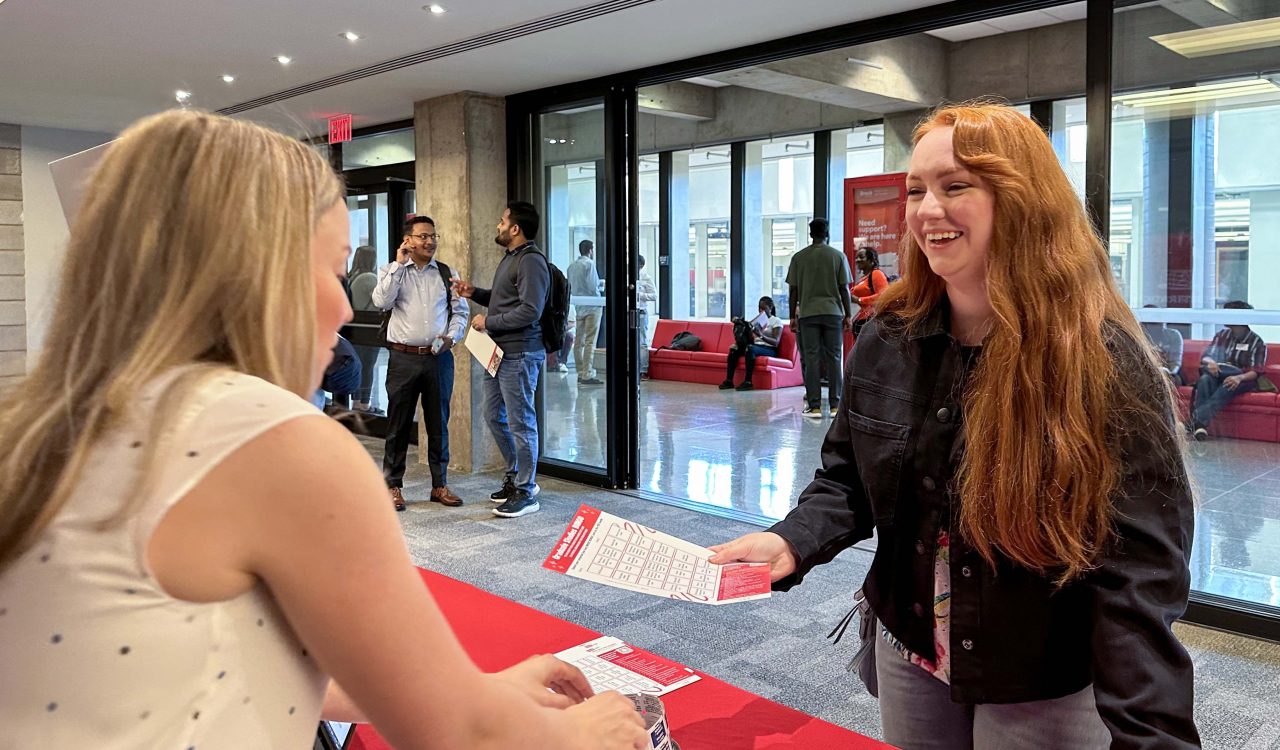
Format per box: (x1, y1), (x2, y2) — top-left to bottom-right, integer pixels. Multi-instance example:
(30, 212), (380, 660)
(912, 603), (925, 617)
(922, 476), (936, 491)
(915, 540), (926, 555)
(962, 639), (974, 651)
(936, 407), (952, 423)
(961, 566), (973, 578)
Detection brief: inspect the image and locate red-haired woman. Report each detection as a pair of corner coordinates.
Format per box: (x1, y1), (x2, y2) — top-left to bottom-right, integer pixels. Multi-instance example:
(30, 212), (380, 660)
(711, 102), (1198, 750)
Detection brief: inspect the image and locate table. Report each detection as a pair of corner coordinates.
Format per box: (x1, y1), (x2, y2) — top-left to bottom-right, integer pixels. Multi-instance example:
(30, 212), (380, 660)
(350, 568), (891, 749)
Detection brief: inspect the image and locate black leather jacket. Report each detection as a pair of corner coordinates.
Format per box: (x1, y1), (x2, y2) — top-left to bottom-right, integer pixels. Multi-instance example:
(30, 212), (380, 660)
(770, 305), (1200, 750)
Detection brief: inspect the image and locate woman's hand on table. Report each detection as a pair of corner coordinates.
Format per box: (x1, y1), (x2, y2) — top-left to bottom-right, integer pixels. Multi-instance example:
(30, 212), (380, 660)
(494, 654), (593, 709)
(564, 692), (649, 750)
(708, 531), (798, 582)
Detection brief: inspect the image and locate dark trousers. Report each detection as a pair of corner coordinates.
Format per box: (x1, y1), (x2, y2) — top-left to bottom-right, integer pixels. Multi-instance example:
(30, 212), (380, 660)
(725, 343), (777, 383)
(383, 348), (454, 489)
(1192, 365), (1256, 430)
(799, 315), (843, 408)
(353, 344), (380, 404)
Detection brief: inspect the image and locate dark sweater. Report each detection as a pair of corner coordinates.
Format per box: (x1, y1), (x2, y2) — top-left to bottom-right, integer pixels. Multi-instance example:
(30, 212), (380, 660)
(472, 242), (549, 354)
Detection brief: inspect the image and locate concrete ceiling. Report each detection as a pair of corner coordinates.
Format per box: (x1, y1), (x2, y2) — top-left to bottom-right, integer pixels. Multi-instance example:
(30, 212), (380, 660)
(0, 0), (957, 136)
(924, 3), (1086, 42)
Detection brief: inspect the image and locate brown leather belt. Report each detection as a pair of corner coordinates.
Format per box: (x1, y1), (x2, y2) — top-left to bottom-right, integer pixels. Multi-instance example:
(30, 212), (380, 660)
(389, 342), (435, 355)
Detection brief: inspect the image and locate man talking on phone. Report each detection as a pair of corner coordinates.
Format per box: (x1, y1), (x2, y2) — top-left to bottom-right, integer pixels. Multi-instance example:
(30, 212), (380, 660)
(372, 215), (469, 511)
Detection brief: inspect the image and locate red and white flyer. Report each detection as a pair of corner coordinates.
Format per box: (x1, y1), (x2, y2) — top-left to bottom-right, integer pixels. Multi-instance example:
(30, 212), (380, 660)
(543, 505), (772, 605)
(555, 636), (700, 697)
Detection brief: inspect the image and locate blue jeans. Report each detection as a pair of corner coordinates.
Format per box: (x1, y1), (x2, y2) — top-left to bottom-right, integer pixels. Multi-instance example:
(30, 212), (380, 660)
(484, 349), (545, 493)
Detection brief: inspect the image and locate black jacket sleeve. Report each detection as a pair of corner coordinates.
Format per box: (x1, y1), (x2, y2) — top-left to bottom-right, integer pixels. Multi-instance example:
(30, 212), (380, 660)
(768, 375), (875, 590)
(1087, 340), (1201, 749)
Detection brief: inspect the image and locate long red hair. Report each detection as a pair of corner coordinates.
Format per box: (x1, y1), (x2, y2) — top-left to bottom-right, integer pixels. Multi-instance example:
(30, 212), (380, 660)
(876, 102), (1178, 582)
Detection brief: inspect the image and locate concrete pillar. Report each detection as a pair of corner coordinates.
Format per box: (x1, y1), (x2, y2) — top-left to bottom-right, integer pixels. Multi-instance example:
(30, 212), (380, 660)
(742, 141), (765, 306)
(414, 91), (507, 475)
(668, 151), (691, 319)
(883, 111), (922, 173)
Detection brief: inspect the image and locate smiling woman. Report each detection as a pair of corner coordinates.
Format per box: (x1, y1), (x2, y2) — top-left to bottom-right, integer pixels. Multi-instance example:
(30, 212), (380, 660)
(715, 101), (1199, 750)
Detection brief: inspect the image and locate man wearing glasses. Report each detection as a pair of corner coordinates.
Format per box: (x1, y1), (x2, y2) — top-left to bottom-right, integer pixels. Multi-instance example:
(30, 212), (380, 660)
(372, 215), (470, 511)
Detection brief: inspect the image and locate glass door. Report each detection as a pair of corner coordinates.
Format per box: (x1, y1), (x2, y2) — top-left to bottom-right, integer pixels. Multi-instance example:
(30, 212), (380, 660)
(338, 162), (414, 432)
(513, 85), (638, 488)
(538, 104), (610, 474)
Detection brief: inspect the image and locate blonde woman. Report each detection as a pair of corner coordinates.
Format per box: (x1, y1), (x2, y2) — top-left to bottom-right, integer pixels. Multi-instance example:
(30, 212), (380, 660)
(0, 111), (645, 750)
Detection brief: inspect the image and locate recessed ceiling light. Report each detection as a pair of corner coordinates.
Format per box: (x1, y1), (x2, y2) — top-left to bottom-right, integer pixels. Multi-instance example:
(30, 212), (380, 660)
(175, 90), (192, 104)
(275, 55), (292, 65)
(221, 75), (235, 84)
(425, 4), (447, 14)
(341, 31), (360, 42)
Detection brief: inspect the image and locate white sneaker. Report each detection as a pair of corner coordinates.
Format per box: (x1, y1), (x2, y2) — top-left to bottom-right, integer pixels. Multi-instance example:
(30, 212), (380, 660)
(556, 363), (568, 373)
(801, 406), (823, 419)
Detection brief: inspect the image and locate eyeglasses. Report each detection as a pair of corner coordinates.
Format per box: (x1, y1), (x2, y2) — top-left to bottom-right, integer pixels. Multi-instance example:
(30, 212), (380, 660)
(410, 233), (441, 241)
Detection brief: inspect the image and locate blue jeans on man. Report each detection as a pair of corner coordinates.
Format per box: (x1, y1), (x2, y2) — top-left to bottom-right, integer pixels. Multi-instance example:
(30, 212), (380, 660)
(484, 350), (546, 495)
(1192, 363), (1256, 432)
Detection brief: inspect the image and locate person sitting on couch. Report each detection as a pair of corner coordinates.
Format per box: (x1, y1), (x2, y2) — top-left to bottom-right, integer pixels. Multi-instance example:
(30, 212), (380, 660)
(720, 296), (784, 392)
(1191, 300), (1269, 441)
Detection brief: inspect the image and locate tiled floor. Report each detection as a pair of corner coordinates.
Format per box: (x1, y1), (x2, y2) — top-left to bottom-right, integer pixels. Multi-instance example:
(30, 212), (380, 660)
(543, 376), (1280, 610)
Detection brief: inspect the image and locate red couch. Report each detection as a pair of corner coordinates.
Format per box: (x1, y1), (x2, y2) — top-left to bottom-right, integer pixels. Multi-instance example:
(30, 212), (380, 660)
(648, 320), (803, 389)
(1175, 339), (1280, 442)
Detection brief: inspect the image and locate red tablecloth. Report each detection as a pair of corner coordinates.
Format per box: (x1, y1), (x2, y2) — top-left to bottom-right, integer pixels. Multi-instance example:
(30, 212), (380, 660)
(350, 568), (890, 750)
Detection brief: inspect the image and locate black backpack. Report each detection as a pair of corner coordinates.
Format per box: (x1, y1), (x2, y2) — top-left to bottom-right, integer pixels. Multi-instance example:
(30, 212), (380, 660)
(541, 260), (570, 354)
(514, 248), (569, 354)
(668, 331), (701, 351)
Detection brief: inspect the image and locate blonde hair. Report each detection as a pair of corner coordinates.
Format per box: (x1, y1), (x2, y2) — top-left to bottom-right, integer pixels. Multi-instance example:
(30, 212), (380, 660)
(0, 110), (342, 571)
(877, 102), (1181, 583)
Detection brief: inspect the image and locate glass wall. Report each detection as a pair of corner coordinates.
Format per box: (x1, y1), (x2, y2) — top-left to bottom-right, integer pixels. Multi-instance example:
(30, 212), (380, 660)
(678, 146), (731, 320)
(750, 136), (814, 314)
(1114, 1), (1280, 613)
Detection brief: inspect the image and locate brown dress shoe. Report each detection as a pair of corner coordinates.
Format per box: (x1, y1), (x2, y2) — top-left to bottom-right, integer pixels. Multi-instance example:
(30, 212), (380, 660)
(430, 486), (463, 507)
(390, 487), (406, 512)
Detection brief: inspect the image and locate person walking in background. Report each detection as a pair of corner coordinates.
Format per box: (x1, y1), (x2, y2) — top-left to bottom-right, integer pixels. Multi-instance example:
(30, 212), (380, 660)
(1191, 299), (1269, 441)
(0, 109), (647, 750)
(711, 102), (1199, 750)
(786, 217), (853, 418)
(452, 202), (550, 519)
(851, 246), (889, 340)
(568, 239), (603, 386)
(1140, 304), (1184, 386)
(347, 244), (382, 412)
(637, 254), (658, 380)
(720, 296), (783, 392)
(372, 216), (469, 511)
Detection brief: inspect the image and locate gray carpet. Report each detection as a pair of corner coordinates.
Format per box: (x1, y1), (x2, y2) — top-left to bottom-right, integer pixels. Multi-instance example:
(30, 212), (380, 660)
(378, 446), (1280, 749)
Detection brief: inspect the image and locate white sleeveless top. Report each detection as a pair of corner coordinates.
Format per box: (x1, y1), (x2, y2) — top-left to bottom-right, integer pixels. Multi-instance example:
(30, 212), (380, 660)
(0, 370), (330, 749)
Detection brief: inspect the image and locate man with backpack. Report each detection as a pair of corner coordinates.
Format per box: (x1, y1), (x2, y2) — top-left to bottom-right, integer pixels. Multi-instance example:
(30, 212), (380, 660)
(373, 216), (470, 511)
(453, 201), (563, 518)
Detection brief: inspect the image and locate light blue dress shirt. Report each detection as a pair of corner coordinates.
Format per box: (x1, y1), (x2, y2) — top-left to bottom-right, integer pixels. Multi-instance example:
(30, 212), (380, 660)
(371, 259), (469, 346)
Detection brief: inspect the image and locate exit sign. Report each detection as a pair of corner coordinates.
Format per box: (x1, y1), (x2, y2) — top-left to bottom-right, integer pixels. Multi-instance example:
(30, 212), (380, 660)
(328, 114), (353, 144)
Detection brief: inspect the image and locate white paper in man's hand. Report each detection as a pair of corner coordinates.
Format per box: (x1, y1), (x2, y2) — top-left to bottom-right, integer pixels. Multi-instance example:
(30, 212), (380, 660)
(463, 326), (503, 377)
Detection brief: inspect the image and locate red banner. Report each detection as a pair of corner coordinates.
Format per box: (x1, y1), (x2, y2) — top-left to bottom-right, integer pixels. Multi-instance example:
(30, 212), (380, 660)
(843, 172), (907, 280)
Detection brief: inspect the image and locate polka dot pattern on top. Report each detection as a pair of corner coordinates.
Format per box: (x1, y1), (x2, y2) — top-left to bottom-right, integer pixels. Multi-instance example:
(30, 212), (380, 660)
(0, 370), (328, 748)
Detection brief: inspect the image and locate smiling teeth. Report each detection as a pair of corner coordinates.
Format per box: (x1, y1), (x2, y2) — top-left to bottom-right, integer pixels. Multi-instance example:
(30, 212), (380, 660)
(927, 231), (963, 241)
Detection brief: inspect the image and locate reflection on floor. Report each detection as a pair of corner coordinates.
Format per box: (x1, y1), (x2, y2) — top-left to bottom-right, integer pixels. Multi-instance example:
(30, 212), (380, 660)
(544, 377), (1280, 610)
(370, 451), (1280, 749)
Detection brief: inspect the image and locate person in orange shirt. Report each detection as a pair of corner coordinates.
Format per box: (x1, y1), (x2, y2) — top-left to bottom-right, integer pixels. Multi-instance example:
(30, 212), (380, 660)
(851, 246), (889, 339)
